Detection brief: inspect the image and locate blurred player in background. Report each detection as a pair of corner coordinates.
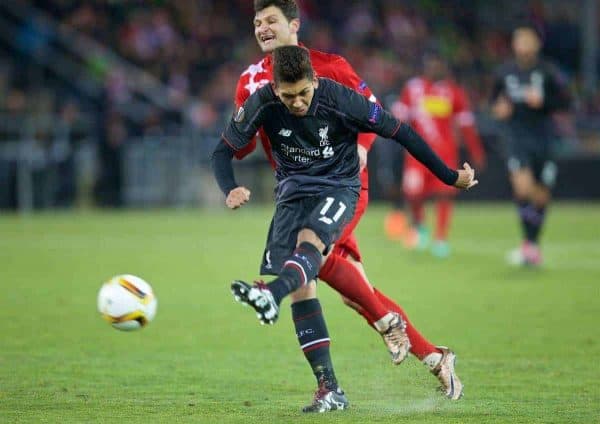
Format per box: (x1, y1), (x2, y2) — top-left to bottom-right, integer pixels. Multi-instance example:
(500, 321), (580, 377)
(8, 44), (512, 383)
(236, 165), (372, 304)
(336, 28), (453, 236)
(228, 0), (467, 409)
(491, 25), (570, 266)
(389, 47), (486, 258)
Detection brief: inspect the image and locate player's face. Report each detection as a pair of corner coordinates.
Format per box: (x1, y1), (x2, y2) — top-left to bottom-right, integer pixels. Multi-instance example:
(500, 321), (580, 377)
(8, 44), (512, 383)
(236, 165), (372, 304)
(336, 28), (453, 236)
(512, 28), (540, 61)
(254, 6), (300, 52)
(274, 77), (318, 117)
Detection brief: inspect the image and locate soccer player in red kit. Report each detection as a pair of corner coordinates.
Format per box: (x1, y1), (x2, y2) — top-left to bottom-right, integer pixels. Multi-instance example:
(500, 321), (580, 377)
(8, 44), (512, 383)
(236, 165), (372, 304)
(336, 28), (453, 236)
(391, 48), (486, 258)
(231, 1), (464, 407)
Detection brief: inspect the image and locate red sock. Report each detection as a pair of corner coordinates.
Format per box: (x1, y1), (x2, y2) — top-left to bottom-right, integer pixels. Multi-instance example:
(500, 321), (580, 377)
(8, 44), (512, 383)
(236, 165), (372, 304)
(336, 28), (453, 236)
(409, 198), (426, 226)
(318, 254), (390, 322)
(435, 199), (453, 241)
(348, 291), (439, 359)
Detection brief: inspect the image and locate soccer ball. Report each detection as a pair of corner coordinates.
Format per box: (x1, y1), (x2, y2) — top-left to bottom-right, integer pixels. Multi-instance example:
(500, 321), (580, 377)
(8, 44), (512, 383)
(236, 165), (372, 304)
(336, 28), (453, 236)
(97, 274), (157, 331)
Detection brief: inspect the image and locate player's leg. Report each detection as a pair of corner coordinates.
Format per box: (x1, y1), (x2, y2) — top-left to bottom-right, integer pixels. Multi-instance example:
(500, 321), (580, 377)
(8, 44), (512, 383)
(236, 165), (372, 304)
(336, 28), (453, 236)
(232, 190), (358, 322)
(429, 152), (457, 258)
(314, 187), (462, 396)
(402, 161), (430, 250)
(319, 189), (393, 324)
(522, 158), (556, 264)
(284, 190), (359, 412)
(320, 252), (410, 365)
(230, 195), (351, 412)
(530, 181), (552, 241)
(231, 229), (324, 325)
(431, 197), (453, 258)
(288, 282), (348, 412)
(334, 256), (463, 399)
(319, 188), (410, 364)
(507, 159), (546, 265)
(320, 207), (461, 396)
(263, 188), (359, 305)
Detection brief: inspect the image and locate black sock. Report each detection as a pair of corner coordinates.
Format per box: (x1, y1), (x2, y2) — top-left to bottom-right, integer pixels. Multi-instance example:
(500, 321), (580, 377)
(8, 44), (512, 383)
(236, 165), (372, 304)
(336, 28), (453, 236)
(292, 298), (338, 390)
(516, 200), (535, 242)
(517, 200), (547, 244)
(267, 242), (322, 305)
(530, 205), (546, 243)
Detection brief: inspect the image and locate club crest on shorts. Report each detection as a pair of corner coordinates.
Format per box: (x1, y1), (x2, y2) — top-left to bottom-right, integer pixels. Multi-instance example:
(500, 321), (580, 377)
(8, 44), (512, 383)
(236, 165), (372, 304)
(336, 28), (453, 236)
(234, 106), (245, 123)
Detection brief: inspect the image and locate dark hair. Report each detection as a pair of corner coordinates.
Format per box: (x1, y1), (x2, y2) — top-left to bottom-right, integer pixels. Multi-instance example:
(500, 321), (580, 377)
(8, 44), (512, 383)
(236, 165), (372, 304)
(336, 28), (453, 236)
(254, 0), (299, 21)
(272, 46), (314, 84)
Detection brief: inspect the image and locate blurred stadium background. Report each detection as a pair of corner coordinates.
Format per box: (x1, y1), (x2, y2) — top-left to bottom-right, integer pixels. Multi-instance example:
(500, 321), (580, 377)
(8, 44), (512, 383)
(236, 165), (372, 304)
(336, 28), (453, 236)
(0, 0), (599, 210)
(2, 1), (600, 423)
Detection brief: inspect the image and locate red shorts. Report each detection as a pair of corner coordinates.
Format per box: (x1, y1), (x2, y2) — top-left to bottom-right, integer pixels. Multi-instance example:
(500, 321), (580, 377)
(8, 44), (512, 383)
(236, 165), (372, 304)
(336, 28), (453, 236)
(332, 186), (368, 262)
(402, 154), (457, 198)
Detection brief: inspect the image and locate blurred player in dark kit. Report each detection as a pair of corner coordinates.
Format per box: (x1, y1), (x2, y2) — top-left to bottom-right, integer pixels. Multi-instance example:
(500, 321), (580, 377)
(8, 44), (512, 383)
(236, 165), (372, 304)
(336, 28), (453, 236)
(491, 26), (570, 266)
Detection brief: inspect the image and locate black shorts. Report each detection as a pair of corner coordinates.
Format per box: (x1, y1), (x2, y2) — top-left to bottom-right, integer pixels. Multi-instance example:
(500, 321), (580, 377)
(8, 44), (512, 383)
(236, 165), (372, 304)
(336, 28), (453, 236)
(260, 187), (359, 276)
(506, 133), (557, 188)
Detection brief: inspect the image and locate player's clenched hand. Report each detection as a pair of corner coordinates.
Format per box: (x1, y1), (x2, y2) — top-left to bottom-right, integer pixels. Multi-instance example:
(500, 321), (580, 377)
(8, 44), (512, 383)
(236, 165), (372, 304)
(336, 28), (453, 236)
(226, 187), (251, 209)
(454, 162), (478, 190)
(492, 95), (513, 120)
(524, 87), (544, 109)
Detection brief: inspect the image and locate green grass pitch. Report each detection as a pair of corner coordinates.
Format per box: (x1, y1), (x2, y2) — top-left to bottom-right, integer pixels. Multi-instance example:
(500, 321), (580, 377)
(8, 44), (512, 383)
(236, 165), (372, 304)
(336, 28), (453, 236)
(1, 203), (599, 423)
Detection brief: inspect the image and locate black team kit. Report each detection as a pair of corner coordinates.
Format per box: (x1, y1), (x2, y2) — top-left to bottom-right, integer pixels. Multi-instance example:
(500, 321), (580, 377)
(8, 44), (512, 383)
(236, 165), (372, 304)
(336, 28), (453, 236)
(492, 59), (570, 246)
(212, 76), (460, 406)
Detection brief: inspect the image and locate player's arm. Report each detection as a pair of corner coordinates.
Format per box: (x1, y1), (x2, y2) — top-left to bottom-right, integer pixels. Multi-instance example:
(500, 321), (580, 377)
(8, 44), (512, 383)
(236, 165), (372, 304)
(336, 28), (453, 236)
(211, 141), (250, 209)
(212, 88), (271, 208)
(340, 85), (476, 189)
(543, 63), (571, 112)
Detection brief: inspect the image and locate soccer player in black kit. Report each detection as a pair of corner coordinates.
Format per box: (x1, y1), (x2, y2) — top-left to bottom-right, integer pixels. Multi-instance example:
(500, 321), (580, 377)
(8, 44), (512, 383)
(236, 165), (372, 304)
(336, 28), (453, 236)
(212, 46), (477, 411)
(491, 26), (570, 266)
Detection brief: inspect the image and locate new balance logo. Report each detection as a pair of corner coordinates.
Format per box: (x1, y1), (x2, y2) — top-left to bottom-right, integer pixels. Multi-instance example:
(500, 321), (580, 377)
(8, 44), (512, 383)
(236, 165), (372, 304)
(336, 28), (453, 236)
(278, 129), (292, 137)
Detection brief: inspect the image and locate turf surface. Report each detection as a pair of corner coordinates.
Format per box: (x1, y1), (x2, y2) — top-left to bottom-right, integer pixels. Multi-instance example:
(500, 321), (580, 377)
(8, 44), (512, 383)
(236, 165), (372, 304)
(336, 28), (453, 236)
(1, 203), (599, 423)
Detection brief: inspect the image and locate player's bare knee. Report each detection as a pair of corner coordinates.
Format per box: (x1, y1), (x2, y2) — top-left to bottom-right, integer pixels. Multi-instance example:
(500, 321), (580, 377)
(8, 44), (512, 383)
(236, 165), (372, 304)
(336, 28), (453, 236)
(297, 228), (326, 253)
(290, 280), (317, 302)
(532, 185), (551, 207)
(511, 169), (535, 197)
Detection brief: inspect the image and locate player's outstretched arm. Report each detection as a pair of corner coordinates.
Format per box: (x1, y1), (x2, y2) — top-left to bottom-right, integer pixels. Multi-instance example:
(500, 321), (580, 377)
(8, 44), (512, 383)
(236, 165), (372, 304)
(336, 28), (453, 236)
(390, 123), (459, 185)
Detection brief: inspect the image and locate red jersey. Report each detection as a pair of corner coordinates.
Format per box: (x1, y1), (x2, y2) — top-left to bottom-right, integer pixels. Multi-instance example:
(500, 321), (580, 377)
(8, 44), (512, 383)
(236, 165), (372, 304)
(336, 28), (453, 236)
(391, 77), (484, 163)
(234, 47), (378, 188)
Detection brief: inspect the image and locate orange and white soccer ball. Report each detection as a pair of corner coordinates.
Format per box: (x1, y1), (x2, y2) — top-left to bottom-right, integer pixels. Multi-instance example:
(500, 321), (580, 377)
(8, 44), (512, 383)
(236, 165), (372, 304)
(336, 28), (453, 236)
(97, 274), (157, 331)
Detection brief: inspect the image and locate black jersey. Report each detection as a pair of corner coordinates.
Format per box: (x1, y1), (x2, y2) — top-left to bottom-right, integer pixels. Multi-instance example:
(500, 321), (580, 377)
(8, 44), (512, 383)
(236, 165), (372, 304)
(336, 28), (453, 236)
(492, 59), (569, 138)
(223, 78), (400, 202)
(218, 77), (457, 202)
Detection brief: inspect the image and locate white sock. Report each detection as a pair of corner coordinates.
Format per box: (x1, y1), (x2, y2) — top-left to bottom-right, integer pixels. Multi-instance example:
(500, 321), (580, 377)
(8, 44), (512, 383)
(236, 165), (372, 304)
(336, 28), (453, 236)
(372, 312), (395, 332)
(422, 352), (443, 370)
